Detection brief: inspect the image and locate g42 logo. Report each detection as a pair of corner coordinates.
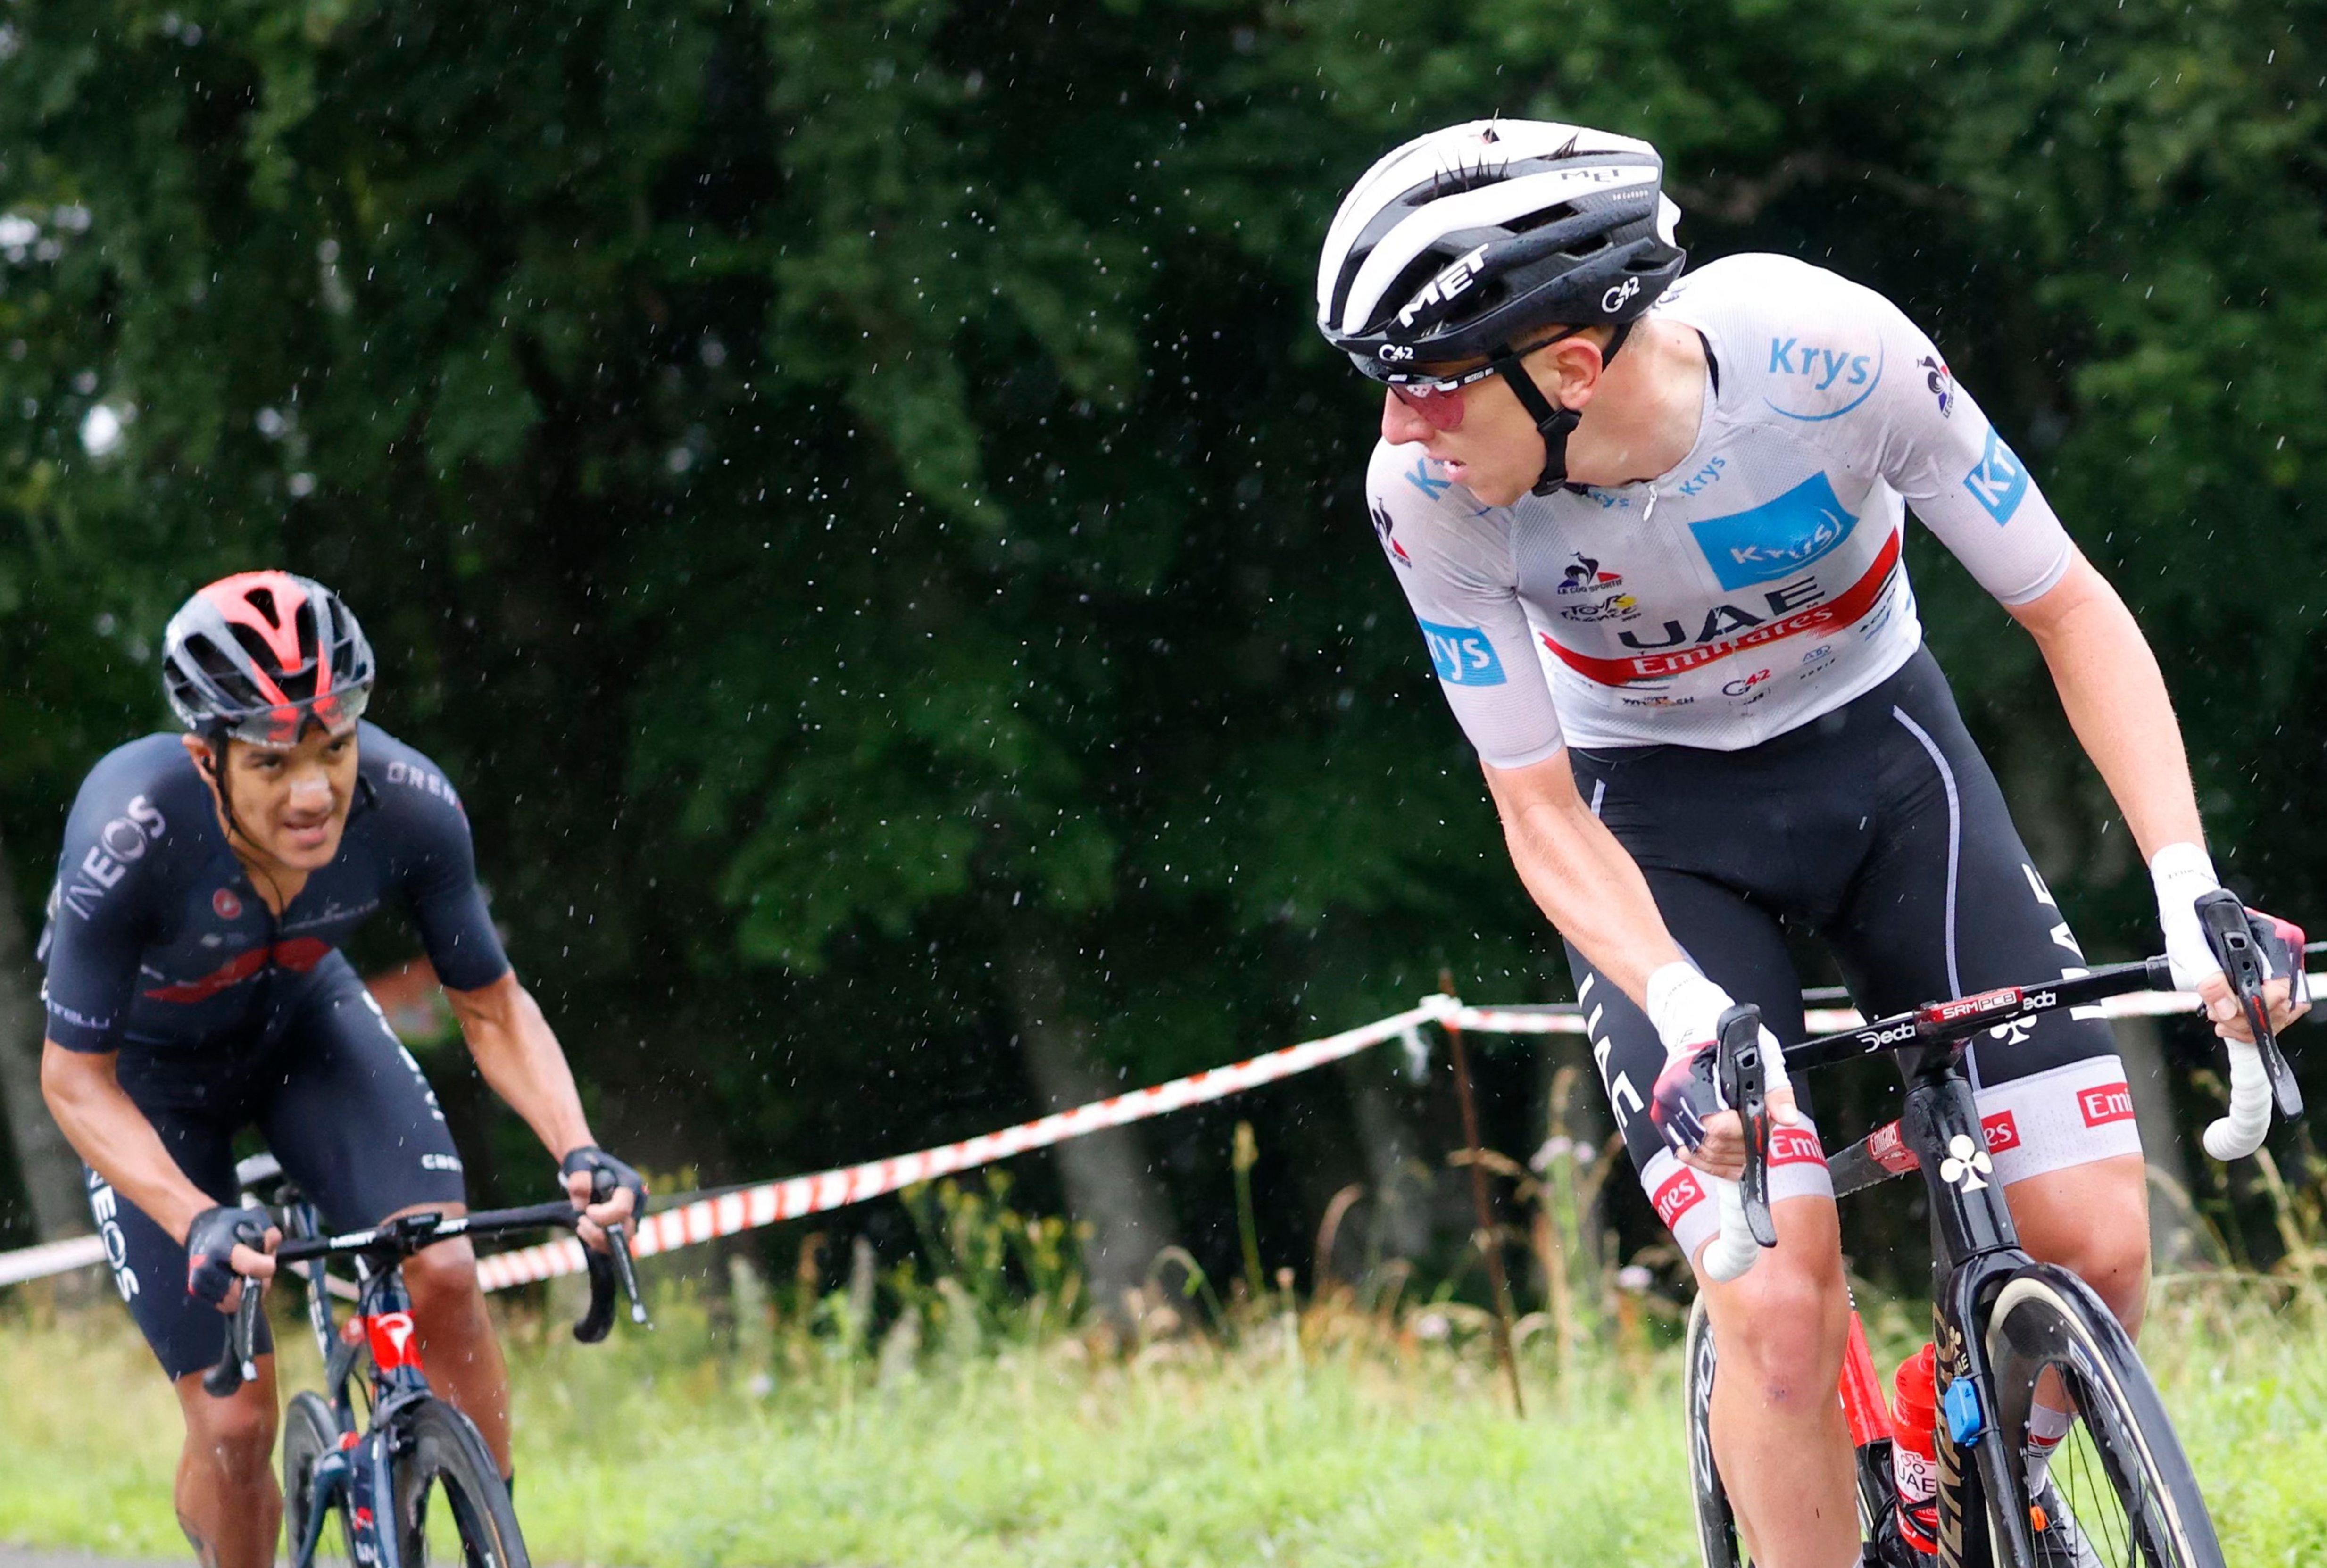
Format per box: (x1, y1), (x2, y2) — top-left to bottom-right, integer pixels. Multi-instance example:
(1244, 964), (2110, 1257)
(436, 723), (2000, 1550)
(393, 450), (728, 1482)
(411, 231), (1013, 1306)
(1602, 276), (1642, 314)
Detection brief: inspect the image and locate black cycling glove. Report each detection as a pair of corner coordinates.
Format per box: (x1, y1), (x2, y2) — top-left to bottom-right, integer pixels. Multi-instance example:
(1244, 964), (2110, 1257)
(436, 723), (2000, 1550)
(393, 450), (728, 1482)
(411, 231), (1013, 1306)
(559, 1145), (648, 1220)
(185, 1204), (268, 1305)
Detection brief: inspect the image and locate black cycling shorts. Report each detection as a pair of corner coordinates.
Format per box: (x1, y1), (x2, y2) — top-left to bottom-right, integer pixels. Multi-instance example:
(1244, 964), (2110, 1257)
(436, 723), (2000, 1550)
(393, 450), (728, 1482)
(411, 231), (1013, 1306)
(1564, 647), (2140, 1262)
(84, 953), (467, 1379)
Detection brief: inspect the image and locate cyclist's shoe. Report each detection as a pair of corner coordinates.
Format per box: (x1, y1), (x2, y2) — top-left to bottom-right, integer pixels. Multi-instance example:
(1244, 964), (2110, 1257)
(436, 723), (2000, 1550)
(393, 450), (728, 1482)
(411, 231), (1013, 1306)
(2027, 1480), (2104, 1568)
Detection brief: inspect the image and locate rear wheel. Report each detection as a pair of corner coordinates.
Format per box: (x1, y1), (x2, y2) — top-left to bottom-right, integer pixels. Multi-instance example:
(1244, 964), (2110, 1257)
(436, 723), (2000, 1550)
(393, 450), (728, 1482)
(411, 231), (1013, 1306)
(391, 1394), (530, 1568)
(282, 1389), (355, 1563)
(1984, 1265), (2224, 1568)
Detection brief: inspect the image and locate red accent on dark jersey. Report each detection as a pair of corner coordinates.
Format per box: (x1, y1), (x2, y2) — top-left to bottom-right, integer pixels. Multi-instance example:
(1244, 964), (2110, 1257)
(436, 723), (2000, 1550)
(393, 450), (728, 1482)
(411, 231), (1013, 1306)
(143, 937), (333, 1004)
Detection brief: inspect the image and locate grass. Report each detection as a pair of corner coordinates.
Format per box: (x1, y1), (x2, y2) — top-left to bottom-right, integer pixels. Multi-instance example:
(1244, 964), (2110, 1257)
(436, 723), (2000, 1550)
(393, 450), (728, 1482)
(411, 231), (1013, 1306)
(6, 1273), (2327, 1567)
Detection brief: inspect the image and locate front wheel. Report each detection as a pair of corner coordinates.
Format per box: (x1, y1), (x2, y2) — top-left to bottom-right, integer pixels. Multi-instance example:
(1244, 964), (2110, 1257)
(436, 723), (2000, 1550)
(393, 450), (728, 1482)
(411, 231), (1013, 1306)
(1984, 1265), (2224, 1568)
(282, 1389), (355, 1565)
(1683, 1294), (1744, 1567)
(390, 1394), (531, 1568)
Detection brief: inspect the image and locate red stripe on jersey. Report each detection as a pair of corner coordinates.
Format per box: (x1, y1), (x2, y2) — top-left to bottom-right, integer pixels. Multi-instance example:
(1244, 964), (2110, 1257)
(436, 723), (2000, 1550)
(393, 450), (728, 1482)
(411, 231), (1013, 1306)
(1540, 528), (1903, 685)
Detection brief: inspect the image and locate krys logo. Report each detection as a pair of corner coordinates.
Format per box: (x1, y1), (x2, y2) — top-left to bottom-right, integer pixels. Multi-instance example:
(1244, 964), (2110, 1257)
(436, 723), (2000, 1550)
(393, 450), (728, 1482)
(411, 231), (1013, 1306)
(1962, 426), (2029, 524)
(1414, 619), (1507, 687)
(1763, 335), (1883, 421)
(1688, 472), (1860, 590)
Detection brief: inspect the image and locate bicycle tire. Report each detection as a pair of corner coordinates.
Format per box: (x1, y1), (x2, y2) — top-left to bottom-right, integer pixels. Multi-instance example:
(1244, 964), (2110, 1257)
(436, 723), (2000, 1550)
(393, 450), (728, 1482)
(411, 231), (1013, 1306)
(282, 1389), (356, 1561)
(1683, 1294), (1745, 1568)
(390, 1394), (531, 1568)
(1983, 1265), (2224, 1568)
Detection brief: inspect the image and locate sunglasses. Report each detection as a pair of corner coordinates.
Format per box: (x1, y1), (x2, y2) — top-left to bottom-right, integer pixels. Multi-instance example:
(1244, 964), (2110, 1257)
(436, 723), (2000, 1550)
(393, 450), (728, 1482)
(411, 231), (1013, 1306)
(1367, 325), (1593, 432)
(223, 685), (371, 749)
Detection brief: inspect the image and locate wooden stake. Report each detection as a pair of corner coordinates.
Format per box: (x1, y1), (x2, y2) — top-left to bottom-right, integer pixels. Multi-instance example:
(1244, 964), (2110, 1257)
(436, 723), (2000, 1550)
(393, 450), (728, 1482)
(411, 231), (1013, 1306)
(1442, 968), (1525, 1418)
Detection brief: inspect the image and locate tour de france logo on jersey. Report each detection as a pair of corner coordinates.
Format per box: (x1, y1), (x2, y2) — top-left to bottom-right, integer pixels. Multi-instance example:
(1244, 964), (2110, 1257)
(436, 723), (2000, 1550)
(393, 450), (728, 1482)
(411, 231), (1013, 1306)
(1687, 472), (1862, 591)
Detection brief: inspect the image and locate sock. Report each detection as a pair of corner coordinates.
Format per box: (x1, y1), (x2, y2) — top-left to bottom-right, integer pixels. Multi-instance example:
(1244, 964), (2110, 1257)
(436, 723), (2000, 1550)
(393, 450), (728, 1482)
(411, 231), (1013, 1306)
(2024, 1403), (2073, 1495)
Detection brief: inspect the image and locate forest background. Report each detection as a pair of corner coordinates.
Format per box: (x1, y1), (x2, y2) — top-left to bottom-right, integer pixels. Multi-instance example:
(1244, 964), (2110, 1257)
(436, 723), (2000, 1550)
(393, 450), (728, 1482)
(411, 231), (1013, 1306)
(0, 0), (2321, 1312)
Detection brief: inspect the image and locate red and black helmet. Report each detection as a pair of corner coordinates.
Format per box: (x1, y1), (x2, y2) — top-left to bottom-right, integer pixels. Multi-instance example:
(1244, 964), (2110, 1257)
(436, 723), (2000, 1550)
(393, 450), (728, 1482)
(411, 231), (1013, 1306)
(161, 571), (375, 748)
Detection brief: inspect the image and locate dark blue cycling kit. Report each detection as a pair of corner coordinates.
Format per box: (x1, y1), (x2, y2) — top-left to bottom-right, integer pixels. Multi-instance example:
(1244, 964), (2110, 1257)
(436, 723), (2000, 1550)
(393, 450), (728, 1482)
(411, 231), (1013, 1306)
(37, 723), (510, 1377)
(40, 723), (507, 1054)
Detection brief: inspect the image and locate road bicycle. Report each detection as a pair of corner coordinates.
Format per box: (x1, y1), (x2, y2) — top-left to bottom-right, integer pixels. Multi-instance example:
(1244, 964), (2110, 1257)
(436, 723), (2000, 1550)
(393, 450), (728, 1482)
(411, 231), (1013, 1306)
(1684, 890), (2301, 1568)
(208, 1154), (651, 1568)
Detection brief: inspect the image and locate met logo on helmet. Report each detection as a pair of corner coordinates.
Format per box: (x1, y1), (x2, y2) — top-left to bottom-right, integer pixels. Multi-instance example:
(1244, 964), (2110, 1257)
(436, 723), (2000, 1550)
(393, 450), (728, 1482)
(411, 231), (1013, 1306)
(1414, 619), (1507, 686)
(1395, 244), (1491, 332)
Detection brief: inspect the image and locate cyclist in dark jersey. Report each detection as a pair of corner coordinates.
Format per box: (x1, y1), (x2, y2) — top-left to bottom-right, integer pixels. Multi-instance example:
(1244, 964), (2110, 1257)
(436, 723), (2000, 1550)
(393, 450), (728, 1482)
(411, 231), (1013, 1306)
(37, 571), (646, 1568)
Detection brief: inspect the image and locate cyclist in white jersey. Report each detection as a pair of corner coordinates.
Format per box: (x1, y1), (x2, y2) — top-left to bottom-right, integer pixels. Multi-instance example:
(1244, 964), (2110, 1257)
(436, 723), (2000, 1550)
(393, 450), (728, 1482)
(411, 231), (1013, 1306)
(1317, 120), (2304, 1568)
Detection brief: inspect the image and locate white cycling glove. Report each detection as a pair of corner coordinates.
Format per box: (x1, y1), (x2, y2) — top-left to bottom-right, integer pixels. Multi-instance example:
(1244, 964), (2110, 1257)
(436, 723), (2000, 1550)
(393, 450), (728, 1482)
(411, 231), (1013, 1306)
(1644, 962), (1795, 1096)
(2150, 841), (2226, 994)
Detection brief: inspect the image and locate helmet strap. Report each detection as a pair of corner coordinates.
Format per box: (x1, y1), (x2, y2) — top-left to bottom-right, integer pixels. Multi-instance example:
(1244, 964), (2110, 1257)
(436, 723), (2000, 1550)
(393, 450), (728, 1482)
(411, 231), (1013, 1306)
(197, 726), (252, 851)
(1491, 353), (1583, 497)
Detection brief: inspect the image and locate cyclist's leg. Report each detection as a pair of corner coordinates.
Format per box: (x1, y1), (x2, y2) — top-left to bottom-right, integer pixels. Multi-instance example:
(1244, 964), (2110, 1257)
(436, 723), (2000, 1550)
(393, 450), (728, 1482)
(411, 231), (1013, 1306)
(257, 960), (510, 1471)
(1828, 657), (2148, 1334)
(94, 1055), (282, 1568)
(1570, 871), (1858, 1568)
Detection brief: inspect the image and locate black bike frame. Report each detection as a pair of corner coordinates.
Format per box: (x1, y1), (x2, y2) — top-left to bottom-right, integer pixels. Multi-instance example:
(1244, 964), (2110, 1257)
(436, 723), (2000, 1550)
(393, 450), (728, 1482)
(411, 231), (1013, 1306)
(209, 1193), (644, 1568)
(1722, 955), (2176, 1568)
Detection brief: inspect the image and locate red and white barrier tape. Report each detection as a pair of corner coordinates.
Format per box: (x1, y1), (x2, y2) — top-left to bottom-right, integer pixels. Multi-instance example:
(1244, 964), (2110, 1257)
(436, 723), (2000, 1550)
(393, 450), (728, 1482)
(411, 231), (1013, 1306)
(0, 977), (2286, 1293)
(0, 1232), (107, 1288)
(471, 997), (1455, 1291)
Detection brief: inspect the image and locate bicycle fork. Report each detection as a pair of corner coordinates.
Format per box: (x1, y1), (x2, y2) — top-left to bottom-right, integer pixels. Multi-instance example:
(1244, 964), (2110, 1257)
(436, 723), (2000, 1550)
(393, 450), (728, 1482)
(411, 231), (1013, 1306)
(291, 1431), (399, 1568)
(1902, 1064), (2039, 1568)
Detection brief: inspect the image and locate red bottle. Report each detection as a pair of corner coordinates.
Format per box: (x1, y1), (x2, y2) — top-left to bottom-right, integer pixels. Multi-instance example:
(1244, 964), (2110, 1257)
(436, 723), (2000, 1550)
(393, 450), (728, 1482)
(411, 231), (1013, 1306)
(1890, 1342), (1940, 1555)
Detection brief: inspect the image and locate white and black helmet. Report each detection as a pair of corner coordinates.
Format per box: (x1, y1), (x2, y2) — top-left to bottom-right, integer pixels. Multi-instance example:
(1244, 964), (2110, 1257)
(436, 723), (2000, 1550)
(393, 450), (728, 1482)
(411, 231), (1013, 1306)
(1316, 119), (1684, 379)
(1315, 120), (1685, 493)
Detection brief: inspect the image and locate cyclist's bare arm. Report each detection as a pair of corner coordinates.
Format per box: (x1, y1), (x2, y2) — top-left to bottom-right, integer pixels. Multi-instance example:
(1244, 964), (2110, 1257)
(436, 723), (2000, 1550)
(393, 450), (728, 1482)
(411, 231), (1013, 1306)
(1486, 753), (1802, 1178)
(2007, 549), (2203, 855)
(443, 970), (634, 1235)
(1481, 751), (1688, 1004)
(39, 1040), (275, 1278)
(2008, 550), (2302, 1037)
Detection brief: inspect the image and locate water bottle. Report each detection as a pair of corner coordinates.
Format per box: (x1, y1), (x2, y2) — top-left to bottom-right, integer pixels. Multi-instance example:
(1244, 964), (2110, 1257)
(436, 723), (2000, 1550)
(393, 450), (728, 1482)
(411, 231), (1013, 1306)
(1888, 1342), (1940, 1556)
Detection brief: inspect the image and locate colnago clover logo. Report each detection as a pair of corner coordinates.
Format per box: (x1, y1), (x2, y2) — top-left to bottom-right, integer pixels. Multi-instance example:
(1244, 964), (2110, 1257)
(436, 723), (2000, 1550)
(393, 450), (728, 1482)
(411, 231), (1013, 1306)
(1938, 1133), (1994, 1193)
(1414, 619), (1507, 687)
(1961, 425), (2029, 523)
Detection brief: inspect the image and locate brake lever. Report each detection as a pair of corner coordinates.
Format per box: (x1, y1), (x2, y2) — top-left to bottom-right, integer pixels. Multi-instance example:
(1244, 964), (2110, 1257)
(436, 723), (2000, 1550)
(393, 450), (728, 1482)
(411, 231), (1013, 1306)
(606, 1221), (649, 1326)
(1716, 1004), (1777, 1248)
(2197, 890), (2303, 1118)
(203, 1279), (263, 1396)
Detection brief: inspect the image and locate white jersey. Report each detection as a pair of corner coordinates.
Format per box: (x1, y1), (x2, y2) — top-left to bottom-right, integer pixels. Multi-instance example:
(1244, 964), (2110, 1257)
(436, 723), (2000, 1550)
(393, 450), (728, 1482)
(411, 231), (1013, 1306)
(1367, 253), (2074, 763)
